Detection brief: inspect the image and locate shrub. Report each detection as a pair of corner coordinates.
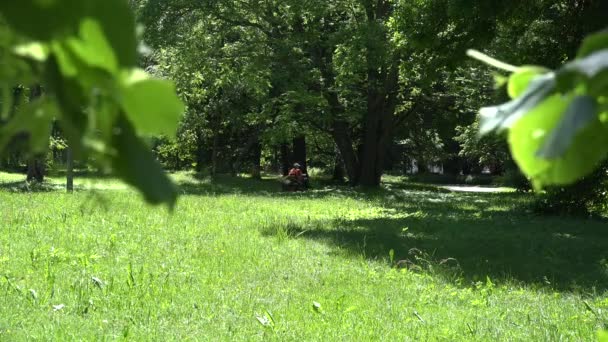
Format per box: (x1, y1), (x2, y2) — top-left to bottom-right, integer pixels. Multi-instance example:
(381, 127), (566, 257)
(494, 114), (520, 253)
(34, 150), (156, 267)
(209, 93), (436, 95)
(532, 162), (608, 216)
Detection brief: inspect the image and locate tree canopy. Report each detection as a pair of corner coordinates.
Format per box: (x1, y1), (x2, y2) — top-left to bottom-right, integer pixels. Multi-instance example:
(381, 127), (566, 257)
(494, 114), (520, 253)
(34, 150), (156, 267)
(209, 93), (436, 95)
(1, 0), (607, 205)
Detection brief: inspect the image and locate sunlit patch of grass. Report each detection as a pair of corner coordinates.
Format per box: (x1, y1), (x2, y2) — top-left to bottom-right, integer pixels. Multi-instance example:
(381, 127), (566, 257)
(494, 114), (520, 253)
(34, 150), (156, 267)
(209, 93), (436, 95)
(0, 171), (607, 340)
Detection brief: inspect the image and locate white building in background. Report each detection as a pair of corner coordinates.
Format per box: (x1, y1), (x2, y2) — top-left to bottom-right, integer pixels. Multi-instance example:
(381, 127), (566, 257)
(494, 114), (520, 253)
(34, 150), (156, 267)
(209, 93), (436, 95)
(407, 159), (444, 174)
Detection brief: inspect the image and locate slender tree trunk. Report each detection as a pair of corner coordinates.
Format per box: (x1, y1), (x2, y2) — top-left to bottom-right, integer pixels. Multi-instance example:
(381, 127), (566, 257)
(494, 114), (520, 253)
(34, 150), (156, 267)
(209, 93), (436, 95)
(211, 133), (219, 176)
(66, 147), (74, 192)
(280, 143), (290, 176)
(26, 85), (45, 183)
(417, 156), (428, 174)
(332, 148), (345, 182)
(195, 129), (205, 173)
(292, 135), (307, 174)
(271, 145), (279, 174)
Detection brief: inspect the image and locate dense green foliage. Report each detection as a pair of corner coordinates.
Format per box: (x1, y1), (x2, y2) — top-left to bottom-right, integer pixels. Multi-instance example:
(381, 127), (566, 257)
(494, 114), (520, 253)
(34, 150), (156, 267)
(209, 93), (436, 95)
(131, 0), (516, 185)
(3, 1), (607, 203)
(129, 0), (608, 192)
(2, 172), (608, 340)
(475, 30), (608, 190)
(0, 0), (606, 210)
(0, 0), (184, 207)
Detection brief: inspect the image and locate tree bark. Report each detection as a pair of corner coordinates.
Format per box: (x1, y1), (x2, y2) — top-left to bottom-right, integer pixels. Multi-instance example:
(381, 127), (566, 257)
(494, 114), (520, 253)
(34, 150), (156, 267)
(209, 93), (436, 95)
(358, 60), (399, 186)
(271, 145), (279, 174)
(442, 156), (461, 175)
(251, 141), (262, 179)
(331, 120), (359, 184)
(332, 149), (345, 182)
(26, 158), (45, 182)
(211, 133), (219, 176)
(280, 143), (290, 176)
(26, 85), (45, 183)
(292, 135), (307, 174)
(417, 157), (428, 174)
(195, 128), (206, 173)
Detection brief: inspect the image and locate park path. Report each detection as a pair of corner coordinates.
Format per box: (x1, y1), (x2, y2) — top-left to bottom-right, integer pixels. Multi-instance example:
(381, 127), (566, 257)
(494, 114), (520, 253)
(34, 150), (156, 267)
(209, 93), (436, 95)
(440, 185), (513, 193)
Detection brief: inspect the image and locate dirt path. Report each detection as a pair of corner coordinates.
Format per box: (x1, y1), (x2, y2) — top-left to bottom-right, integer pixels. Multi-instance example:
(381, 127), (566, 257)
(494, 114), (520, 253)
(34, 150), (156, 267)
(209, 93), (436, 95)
(440, 185), (514, 193)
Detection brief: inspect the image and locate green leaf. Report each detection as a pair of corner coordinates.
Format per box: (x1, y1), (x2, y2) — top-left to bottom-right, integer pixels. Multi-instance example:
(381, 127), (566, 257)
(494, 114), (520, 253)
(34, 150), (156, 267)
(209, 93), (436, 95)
(482, 50), (608, 136)
(0, 0), (136, 67)
(44, 60), (90, 154)
(51, 41), (80, 78)
(508, 94), (608, 188)
(536, 96), (598, 159)
(85, 0), (137, 67)
(13, 42), (50, 61)
(0, 98), (57, 154)
(479, 73), (556, 134)
(110, 115), (177, 208)
(119, 70), (185, 136)
(599, 330), (608, 342)
(0, 0), (85, 41)
(65, 18), (118, 74)
(507, 66), (549, 99)
(577, 30), (608, 59)
(589, 69), (608, 97)
(563, 50), (608, 79)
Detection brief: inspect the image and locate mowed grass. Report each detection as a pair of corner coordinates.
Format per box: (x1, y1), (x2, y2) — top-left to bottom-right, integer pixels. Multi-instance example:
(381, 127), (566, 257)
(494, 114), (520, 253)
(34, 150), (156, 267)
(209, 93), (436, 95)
(1, 172), (608, 340)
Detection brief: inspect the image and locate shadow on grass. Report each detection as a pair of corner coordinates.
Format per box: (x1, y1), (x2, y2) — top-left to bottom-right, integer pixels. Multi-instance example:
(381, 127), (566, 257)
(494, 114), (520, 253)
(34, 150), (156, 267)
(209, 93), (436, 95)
(175, 173), (453, 199)
(0, 180), (63, 193)
(262, 191), (608, 292)
(49, 169), (114, 179)
(4, 171), (606, 291)
(177, 174), (285, 196)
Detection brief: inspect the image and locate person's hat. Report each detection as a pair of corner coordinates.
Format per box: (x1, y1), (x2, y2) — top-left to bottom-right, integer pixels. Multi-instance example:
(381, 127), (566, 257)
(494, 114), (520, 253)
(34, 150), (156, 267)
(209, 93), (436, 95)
(294, 163), (301, 168)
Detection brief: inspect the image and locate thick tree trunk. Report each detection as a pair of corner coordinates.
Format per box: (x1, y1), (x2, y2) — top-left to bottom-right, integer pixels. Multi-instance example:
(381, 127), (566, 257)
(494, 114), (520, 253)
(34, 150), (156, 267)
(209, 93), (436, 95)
(331, 121), (359, 184)
(292, 135), (307, 174)
(26, 158), (45, 182)
(358, 71), (397, 186)
(66, 147), (74, 192)
(355, 4), (399, 187)
(280, 143), (290, 176)
(358, 107), (381, 187)
(251, 141), (262, 179)
(443, 156), (461, 175)
(417, 158), (429, 174)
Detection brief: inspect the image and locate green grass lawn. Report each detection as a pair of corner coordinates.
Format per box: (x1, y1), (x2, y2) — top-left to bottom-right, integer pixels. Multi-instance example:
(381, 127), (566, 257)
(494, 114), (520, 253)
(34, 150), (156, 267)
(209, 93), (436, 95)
(1, 172), (608, 340)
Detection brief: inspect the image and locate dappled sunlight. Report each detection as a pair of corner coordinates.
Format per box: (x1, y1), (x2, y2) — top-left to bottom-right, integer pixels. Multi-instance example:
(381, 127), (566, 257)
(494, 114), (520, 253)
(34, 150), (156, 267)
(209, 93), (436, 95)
(245, 180), (608, 292)
(2, 172), (608, 340)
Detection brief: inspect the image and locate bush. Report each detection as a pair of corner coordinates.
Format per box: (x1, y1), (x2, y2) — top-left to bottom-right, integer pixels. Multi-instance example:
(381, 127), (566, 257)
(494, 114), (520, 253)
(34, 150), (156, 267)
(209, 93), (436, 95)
(532, 162), (608, 216)
(406, 173), (495, 186)
(496, 168), (532, 192)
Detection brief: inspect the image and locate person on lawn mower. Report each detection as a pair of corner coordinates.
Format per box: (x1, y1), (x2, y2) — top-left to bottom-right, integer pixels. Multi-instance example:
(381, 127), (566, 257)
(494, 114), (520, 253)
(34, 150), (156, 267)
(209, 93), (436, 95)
(287, 163), (306, 186)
